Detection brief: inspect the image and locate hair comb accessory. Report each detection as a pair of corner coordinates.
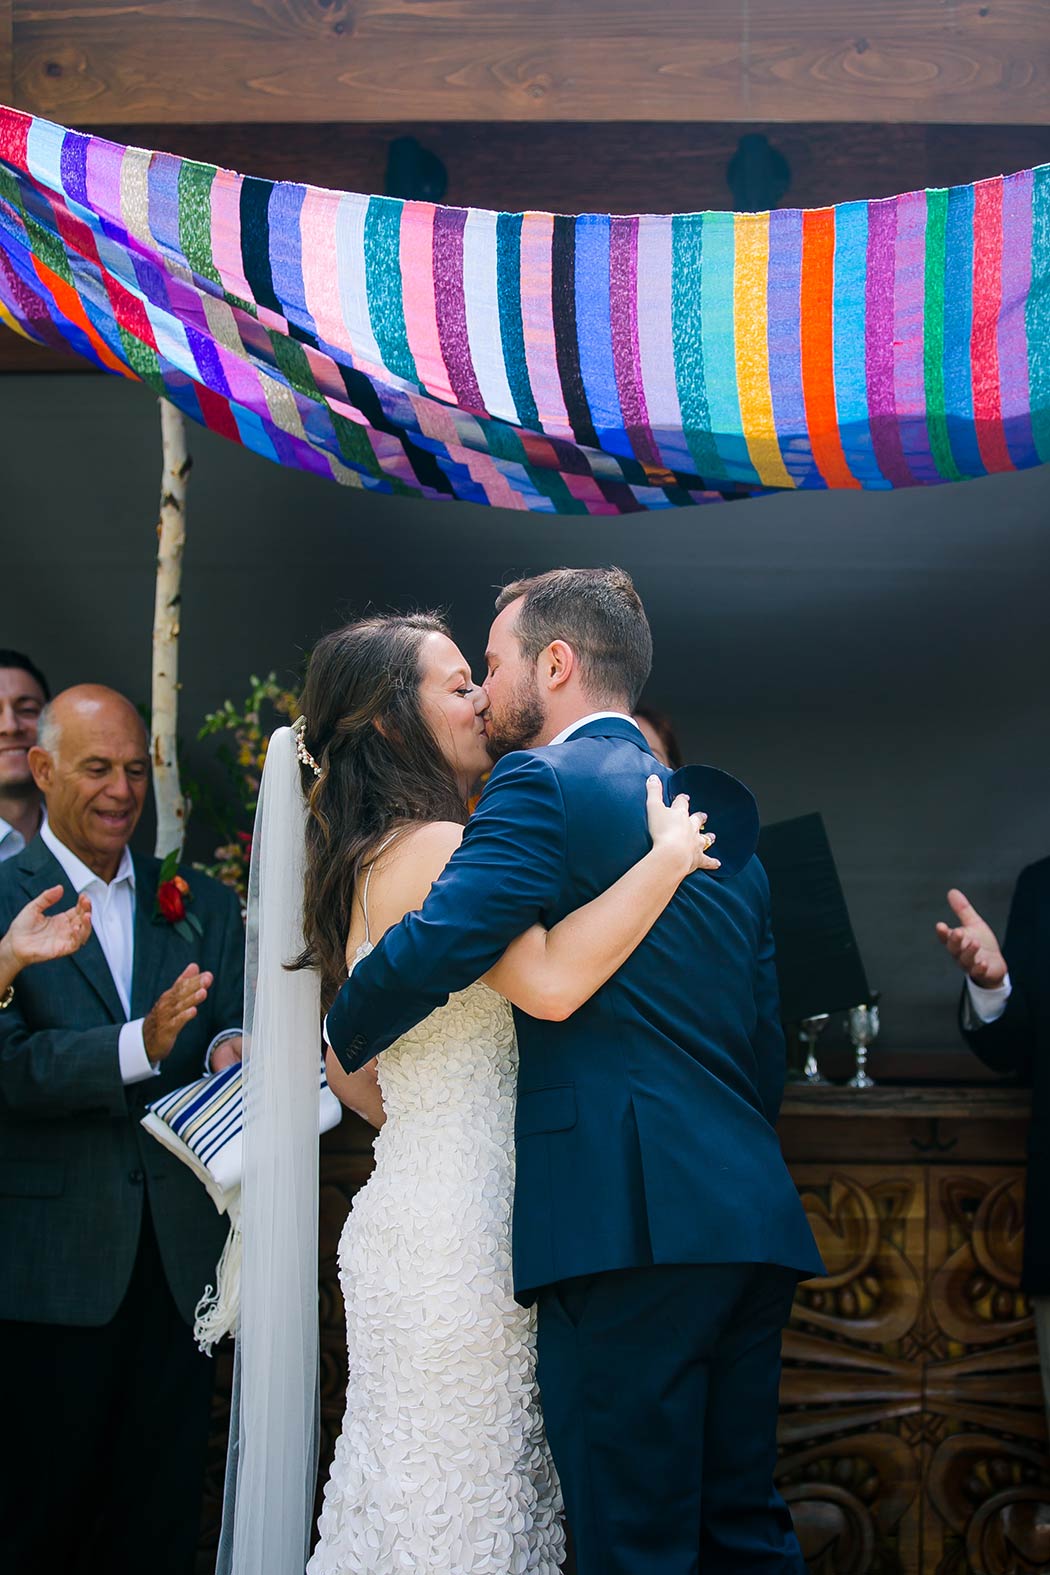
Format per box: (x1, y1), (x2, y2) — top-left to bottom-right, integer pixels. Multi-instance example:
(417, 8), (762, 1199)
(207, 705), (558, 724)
(292, 716), (322, 779)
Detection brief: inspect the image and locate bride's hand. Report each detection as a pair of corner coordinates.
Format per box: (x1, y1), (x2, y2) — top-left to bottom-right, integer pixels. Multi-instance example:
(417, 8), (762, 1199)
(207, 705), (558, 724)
(645, 776), (720, 877)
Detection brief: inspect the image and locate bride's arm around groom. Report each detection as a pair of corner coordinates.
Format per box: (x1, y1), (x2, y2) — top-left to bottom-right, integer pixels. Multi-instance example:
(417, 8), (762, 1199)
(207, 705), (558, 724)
(325, 745), (587, 1062)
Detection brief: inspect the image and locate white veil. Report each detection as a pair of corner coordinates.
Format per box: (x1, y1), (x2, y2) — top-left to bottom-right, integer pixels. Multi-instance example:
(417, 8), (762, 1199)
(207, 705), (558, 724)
(217, 725), (322, 1575)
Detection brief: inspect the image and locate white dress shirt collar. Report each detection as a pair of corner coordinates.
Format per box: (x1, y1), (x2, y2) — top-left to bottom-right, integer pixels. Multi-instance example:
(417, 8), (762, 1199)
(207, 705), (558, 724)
(547, 711), (640, 747)
(40, 820), (135, 896)
(0, 804), (47, 863)
(0, 815), (18, 862)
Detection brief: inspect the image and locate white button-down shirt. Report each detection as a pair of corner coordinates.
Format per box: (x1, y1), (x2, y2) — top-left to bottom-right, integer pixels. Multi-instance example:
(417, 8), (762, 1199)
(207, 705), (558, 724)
(966, 973), (1012, 1025)
(40, 822), (158, 1083)
(0, 806), (46, 863)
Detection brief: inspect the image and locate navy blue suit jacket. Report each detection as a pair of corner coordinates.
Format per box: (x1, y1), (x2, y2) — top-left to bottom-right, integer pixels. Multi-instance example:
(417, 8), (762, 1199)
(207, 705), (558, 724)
(328, 716), (822, 1301)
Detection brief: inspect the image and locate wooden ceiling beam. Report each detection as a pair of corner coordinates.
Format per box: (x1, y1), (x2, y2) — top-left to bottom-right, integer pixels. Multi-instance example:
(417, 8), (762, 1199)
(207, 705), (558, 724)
(0, 0), (13, 107)
(9, 0), (1050, 127)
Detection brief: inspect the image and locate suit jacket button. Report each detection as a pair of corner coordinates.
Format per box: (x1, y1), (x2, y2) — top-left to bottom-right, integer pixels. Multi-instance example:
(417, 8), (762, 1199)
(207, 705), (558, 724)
(351, 1034), (367, 1052)
(128, 1169), (144, 1185)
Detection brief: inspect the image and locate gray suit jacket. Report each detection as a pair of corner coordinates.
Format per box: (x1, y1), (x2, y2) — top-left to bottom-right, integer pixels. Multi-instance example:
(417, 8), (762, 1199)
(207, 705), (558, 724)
(0, 837), (245, 1326)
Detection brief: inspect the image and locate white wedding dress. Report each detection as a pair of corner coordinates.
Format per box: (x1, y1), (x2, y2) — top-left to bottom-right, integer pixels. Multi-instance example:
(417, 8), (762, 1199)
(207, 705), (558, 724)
(307, 863), (565, 1574)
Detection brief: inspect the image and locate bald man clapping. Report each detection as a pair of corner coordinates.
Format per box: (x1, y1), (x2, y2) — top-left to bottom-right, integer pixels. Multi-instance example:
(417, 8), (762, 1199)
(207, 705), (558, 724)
(0, 684), (246, 1575)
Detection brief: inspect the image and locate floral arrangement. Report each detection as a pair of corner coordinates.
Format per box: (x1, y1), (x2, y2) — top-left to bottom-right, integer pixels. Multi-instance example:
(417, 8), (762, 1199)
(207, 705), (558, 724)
(191, 673), (299, 905)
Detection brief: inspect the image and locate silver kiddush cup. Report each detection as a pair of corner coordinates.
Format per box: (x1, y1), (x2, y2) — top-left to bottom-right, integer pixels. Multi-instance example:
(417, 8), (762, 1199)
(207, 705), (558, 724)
(799, 1014), (831, 1086)
(846, 999), (880, 1089)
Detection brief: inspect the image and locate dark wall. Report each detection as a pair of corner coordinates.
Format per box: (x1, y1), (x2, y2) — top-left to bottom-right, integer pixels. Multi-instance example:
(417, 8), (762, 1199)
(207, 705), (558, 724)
(3, 372), (1047, 1062)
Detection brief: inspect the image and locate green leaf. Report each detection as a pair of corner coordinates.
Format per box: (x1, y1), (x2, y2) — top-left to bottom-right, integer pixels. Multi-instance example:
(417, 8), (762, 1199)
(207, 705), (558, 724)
(186, 911), (204, 938)
(174, 918), (194, 944)
(158, 849), (180, 883)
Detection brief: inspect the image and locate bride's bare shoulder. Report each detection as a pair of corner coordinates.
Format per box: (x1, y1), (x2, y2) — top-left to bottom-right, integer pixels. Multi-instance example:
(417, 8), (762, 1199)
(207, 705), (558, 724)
(370, 820), (465, 917)
(390, 820), (464, 859)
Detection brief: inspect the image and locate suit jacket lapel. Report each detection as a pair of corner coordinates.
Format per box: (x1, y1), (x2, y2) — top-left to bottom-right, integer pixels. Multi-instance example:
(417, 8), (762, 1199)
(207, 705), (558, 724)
(14, 838), (125, 1023)
(131, 855), (167, 1020)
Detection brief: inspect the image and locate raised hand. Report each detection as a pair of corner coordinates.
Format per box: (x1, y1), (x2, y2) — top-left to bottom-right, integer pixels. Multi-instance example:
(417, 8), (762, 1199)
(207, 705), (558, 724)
(645, 775), (721, 877)
(144, 963), (214, 1064)
(3, 886), (93, 968)
(935, 888), (1008, 988)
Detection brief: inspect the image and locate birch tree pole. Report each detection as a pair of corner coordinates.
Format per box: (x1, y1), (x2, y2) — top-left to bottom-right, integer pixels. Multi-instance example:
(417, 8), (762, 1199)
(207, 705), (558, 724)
(152, 399), (192, 859)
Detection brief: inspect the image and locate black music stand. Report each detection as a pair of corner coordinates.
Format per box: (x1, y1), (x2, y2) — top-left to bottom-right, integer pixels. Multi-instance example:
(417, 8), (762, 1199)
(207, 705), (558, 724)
(756, 812), (870, 1022)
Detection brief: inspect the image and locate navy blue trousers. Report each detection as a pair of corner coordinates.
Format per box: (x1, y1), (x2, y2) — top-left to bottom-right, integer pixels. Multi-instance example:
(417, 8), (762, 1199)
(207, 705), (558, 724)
(535, 1261), (807, 1575)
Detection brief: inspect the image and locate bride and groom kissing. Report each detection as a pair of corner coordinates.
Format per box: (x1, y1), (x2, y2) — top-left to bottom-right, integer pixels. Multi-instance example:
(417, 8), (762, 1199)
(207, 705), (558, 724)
(223, 567), (822, 1575)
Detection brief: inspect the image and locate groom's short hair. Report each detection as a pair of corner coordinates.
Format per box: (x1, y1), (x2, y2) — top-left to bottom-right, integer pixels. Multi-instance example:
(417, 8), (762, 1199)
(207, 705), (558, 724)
(495, 567), (652, 708)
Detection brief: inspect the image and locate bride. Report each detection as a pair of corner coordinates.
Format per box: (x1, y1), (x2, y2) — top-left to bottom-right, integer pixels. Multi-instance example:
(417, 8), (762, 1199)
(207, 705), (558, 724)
(221, 612), (716, 1575)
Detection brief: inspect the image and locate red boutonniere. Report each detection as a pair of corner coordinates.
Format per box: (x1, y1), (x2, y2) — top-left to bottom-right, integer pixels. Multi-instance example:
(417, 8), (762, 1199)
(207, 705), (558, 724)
(154, 850), (203, 944)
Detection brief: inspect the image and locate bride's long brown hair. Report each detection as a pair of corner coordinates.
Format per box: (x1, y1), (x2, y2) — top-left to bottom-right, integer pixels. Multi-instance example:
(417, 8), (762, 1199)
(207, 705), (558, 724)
(291, 613), (468, 1009)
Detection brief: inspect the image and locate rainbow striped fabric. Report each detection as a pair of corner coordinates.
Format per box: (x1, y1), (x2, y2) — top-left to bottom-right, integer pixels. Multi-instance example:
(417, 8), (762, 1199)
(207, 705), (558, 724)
(1, 105), (1047, 513)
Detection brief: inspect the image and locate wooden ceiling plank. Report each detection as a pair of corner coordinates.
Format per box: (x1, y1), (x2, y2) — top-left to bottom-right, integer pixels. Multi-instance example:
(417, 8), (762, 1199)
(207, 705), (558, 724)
(10, 0), (1050, 125)
(59, 118), (1050, 210)
(0, 0), (13, 107)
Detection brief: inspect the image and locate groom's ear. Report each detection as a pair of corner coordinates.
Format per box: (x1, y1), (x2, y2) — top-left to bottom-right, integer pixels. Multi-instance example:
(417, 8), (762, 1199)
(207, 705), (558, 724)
(543, 640), (575, 691)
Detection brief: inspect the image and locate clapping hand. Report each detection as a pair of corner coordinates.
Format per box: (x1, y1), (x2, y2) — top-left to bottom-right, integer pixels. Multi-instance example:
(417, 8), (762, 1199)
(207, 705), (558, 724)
(143, 964), (214, 1064)
(935, 888), (1008, 988)
(645, 775), (721, 876)
(5, 885), (93, 967)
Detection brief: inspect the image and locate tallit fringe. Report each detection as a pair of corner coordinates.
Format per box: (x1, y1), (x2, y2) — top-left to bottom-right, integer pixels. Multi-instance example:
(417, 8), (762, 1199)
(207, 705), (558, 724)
(193, 1191), (241, 1355)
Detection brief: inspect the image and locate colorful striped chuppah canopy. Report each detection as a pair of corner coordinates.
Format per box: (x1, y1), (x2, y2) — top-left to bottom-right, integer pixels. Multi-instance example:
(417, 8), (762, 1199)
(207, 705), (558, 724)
(0, 105), (1047, 515)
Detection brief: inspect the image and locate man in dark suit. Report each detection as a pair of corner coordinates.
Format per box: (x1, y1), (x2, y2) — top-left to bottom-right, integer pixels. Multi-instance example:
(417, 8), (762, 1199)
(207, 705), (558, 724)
(937, 870), (1050, 1422)
(0, 685), (245, 1575)
(326, 568), (821, 1574)
(0, 648), (49, 864)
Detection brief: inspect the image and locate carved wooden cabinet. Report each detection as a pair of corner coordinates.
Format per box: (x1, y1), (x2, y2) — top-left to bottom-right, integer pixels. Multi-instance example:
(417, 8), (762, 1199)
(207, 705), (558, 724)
(777, 1087), (1048, 1575)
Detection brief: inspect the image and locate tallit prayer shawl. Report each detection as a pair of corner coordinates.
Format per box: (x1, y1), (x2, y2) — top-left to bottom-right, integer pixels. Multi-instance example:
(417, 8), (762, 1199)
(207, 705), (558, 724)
(142, 1061), (341, 1352)
(1, 104), (1047, 514)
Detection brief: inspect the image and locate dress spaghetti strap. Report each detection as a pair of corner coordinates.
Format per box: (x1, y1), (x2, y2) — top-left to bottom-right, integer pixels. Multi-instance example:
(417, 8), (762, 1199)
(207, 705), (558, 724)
(361, 831), (404, 946)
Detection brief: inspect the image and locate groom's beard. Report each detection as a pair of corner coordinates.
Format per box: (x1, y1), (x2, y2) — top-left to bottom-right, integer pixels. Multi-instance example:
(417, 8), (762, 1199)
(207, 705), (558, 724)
(486, 681), (546, 761)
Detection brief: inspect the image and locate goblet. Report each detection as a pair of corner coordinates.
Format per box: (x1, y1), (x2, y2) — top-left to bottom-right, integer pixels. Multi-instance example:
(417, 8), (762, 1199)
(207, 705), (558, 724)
(798, 1014), (831, 1086)
(846, 998), (880, 1089)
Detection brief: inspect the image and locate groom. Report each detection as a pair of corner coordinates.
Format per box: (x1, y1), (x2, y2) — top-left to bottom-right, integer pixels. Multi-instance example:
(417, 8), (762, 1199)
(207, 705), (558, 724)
(327, 567), (821, 1573)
